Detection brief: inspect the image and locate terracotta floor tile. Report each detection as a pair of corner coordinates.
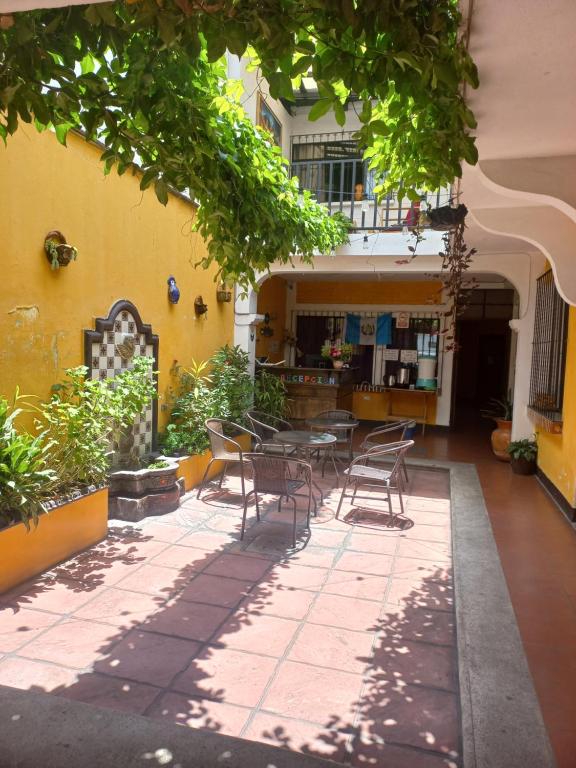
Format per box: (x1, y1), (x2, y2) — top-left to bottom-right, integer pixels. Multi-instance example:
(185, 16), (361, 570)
(283, 546), (338, 569)
(262, 660), (363, 723)
(150, 545), (217, 572)
(206, 514), (245, 534)
(323, 570), (390, 602)
(173, 646), (278, 707)
(178, 574), (253, 608)
(243, 712), (350, 762)
(240, 587), (315, 621)
(114, 564), (191, 597)
(309, 529), (349, 548)
(0, 605), (61, 652)
(215, 612), (299, 657)
(396, 539), (451, 563)
(392, 557), (453, 581)
(359, 681), (460, 757)
(266, 563), (329, 592)
(204, 554), (272, 582)
(148, 691), (250, 737)
(142, 599), (231, 642)
(73, 588), (166, 627)
(95, 629), (200, 687)
(1, 575), (106, 614)
(380, 604), (456, 647)
(347, 532), (398, 556)
(334, 551), (394, 576)
(58, 671), (161, 714)
(306, 593), (382, 633)
(289, 623), (375, 673)
(403, 525), (452, 544)
(386, 578), (454, 612)
(370, 638), (457, 692)
(134, 521), (188, 543)
(177, 530), (235, 552)
(18, 618), (120, 668)
(0, 656), (80, 691)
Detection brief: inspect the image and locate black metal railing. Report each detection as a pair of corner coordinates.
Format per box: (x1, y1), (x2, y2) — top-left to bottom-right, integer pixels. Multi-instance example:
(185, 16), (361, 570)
(290, 157), (447, 231)
(529, 270), (568, 421)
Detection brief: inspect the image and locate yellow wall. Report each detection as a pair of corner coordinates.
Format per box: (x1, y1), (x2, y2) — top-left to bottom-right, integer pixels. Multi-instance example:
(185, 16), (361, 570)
(0, 129), (234, 430)
(537, 307), (576, 506)
(255, 276), (287, 362)
(296, 280), (442, 305)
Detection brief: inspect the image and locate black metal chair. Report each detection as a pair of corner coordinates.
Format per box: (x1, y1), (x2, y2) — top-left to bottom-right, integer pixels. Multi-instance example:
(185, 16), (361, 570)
(241, 453), (313, 547)
(197, 419), (262, 502)
(245, 409), (295, 455)
(336, 440), (414, 524)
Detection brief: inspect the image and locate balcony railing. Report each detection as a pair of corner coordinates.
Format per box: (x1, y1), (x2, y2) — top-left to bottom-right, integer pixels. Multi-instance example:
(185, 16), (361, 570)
(290, 158), (449, 231)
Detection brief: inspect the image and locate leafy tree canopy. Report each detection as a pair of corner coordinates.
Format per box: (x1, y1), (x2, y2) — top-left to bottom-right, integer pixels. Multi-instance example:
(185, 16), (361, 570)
(0, 0), (478, 283)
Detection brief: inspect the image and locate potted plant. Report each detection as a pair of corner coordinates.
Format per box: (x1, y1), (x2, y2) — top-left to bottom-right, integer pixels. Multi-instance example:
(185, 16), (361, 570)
(44, 230), (78, 270)
(481, 397), (513, 461)
(507, 438), (538, 475)
(321, 341), (353, 369)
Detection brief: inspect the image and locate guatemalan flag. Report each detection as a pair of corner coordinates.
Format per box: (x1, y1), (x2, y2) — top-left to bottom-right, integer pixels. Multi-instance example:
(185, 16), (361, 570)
(345, 314), (392, 346)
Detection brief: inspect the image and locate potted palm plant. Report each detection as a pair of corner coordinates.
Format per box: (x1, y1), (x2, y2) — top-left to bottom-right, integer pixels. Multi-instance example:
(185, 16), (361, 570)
(507, 438), (538, 475)
(481, 397), (513, 461)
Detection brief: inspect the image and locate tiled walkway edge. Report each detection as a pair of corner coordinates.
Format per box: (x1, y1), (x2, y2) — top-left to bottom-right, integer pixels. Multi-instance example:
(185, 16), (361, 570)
(436, 459), (557, 768)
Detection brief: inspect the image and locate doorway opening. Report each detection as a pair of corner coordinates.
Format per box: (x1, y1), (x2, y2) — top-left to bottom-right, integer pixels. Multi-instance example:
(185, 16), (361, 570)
(451, 287), (516, 430)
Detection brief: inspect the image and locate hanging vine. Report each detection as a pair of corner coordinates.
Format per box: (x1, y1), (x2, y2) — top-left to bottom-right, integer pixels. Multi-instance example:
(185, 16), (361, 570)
(438, 222), (477, 351)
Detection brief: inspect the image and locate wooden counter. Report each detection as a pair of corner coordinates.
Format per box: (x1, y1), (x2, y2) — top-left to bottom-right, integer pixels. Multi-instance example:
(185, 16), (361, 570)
(265, 366), (359, 420)
(353, 388), (437, 433)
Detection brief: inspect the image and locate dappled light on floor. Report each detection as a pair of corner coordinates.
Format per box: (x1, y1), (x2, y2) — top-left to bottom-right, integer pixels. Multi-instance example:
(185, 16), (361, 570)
(0, 464), (459, 766)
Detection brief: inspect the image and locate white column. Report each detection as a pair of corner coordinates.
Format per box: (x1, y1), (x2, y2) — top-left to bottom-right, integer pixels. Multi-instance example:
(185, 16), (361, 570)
(233, 286), (263, 378)
(509, 255), (539, 439)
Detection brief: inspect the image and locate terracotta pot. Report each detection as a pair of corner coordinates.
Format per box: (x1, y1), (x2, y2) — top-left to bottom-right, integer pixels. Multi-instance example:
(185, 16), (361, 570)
(491, 419), (512, 461)
(332, 360), (344, 370)
(354, 183), (364, 201)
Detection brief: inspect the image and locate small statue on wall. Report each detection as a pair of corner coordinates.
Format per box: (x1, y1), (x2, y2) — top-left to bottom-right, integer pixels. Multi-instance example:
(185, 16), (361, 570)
(115, 335), (136, 361)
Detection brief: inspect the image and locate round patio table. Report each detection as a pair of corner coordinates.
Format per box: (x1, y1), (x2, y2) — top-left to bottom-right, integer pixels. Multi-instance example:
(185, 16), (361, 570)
(273, 430), (338, 502)
(306, 417), (359, 464)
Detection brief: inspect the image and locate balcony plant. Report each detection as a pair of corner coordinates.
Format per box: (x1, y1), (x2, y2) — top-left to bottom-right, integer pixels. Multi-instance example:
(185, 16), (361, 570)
(507, 438), (538, 476)
(481, 397), (513, 461)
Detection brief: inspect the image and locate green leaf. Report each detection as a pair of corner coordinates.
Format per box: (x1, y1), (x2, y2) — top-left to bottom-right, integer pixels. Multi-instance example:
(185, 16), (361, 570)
(155, 179), (169, 206)
(54, 122), (72, 146)
(308, 98), (332, 121)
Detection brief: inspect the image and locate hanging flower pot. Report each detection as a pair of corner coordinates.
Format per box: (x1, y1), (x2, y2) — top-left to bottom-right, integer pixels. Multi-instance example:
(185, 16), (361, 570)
(44, 230), (78, 269)
(216, 284), (232, 303)
(423, 204), (468, 231)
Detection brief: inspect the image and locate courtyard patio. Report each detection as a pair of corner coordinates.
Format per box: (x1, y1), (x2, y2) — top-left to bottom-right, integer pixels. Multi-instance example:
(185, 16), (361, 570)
(0, 458), (460, 767)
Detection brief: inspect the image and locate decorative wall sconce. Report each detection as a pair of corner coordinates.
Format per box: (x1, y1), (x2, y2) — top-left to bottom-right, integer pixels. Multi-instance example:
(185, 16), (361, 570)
(194, 295), (208, 316)
(260, 312), (274, 337)
(44, 230), (78, 270)
(167, 275), (180, 304)
(216, 283), (232, 303)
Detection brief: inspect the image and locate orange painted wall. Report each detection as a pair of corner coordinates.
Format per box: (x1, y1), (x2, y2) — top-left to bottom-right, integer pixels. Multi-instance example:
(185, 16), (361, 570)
(255, 276), (287, 362)
(296, 280), (442, 305)
(0, 128), (234, 430)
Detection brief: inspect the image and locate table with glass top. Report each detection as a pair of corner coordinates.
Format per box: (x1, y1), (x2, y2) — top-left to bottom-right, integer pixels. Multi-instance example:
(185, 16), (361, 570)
(273, 430), (338, 502)
(305, 416), (359, 465)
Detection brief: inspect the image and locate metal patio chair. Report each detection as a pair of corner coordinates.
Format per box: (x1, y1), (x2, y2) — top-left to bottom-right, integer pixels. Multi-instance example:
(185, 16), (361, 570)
(245, 409), (295, 455)
(241, 453), (313, 548)
(360, 419), (415, 485)
(197, 419), (262, 502)
(336, 439), (414, 524)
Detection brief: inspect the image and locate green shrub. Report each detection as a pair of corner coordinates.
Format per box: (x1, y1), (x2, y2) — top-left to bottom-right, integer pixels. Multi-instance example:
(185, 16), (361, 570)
(0, 395), (55, 530)
(254, 369), (288, 419)
(37, 356), (156, 491)
(507, 438), (538, 461)
(161, 360), (214, 456)
(210, 345), (253, 425)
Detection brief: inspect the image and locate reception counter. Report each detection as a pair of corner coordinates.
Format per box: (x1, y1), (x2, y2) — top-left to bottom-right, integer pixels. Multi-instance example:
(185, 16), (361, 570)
(266, 366), (359, 420)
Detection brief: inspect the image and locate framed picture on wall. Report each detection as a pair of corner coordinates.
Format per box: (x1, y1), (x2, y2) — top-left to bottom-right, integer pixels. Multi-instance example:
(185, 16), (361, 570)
(256, 93), (282, 148)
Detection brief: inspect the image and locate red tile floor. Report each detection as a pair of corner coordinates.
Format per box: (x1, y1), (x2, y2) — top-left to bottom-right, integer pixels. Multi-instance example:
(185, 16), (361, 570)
(1, 415), (574, 767)
(0, 461), (459, 768)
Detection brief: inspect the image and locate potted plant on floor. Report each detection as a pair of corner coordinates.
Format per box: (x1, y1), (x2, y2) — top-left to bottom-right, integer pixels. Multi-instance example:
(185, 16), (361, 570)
(507, 438), (538, 475)
(481, 397), (513, 461)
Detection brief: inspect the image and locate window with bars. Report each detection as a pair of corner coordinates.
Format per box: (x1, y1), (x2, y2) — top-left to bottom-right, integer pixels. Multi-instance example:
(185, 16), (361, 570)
(528, 270), (568, 425)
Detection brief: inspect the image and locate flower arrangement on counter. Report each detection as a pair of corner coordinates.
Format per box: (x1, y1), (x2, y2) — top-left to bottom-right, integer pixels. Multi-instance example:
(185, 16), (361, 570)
(321, 341), (354, 363)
